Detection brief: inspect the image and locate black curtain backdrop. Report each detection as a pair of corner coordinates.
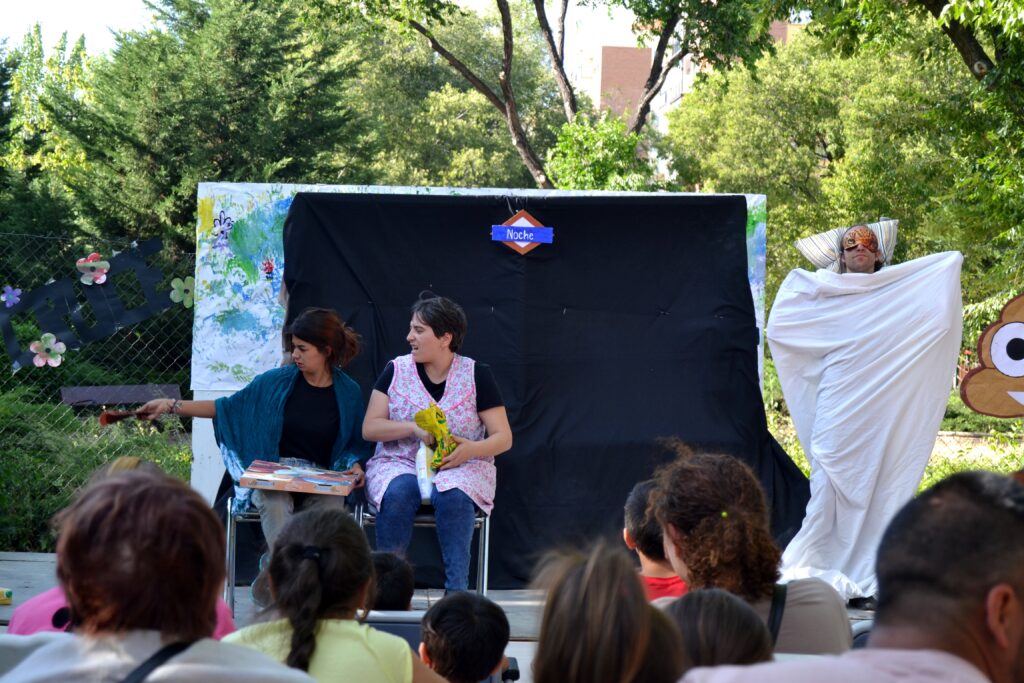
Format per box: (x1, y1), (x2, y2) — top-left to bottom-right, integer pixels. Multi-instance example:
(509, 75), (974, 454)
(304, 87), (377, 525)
(283, 191), (809, 588)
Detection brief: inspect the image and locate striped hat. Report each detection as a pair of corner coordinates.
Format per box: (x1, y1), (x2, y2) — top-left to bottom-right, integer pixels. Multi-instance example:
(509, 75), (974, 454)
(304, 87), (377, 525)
(794, 218), (899, 272)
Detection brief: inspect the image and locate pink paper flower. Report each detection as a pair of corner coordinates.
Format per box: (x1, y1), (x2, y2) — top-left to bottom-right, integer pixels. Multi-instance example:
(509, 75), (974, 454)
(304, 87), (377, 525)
(76, 252), (110, 285)
(30, 333), (67, 367)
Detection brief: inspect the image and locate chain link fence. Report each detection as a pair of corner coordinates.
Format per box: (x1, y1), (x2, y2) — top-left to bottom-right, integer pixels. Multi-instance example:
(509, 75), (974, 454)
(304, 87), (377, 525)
(0, 232), (195, 552)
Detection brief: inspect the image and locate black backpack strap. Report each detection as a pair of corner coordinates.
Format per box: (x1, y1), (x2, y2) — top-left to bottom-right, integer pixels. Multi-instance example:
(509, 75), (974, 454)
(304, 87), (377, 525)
(767, 583), (788, 646)
(119, 641), (195, 683)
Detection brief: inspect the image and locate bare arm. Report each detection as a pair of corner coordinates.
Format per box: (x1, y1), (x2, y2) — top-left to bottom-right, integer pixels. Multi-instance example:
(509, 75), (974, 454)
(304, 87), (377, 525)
(440, 405), (513, 470)
(362, 389), (430, 443)
(137, 398), (217, 420)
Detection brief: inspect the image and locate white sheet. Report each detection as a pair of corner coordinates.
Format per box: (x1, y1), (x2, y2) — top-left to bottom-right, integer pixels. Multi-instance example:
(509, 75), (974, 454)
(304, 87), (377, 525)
(768, 251), (963, 599)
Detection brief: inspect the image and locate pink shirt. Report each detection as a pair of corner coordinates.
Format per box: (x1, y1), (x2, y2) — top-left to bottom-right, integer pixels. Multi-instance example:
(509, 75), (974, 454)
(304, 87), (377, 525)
(366, 354), (494, 513)
(7, 586), (237, 640)
(682, 649), (990, 683)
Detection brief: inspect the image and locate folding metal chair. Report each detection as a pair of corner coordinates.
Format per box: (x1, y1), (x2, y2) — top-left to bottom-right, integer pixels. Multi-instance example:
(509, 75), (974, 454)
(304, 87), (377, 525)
(354, 502), (490, 595)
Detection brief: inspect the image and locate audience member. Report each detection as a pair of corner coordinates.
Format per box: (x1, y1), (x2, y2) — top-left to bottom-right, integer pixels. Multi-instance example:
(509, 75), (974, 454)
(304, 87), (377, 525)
(623, 479), (688, 600)
(373, 552), (416, 611)
(4, 471), (309, 682)
(419, 592), (510, 683)
(225, 507), (444, 683)
(665, 589), (773, 673)
(684, 470), (1024, 682)
(531, 540), (685, 683)
(7, 457), (236, 639)
(650, 440), (851, 654)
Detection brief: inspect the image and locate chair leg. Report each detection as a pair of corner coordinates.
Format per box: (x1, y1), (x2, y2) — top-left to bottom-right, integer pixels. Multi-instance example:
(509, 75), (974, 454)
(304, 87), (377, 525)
(355, 501), (365, 530)
(478, 514), (490, 596)
(225, 497), (237, 615)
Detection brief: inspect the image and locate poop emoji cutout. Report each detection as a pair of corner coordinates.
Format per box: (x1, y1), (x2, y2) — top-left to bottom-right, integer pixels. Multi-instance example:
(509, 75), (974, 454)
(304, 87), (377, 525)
(961, 293), (1024, 417)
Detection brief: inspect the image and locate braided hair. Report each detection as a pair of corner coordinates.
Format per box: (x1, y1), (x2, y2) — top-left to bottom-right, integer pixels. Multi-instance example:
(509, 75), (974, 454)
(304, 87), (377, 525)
(268, 507), (374, 671)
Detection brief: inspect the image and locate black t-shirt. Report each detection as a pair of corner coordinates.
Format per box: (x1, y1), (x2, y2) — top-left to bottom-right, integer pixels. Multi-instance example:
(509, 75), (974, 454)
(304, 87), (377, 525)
(373, 361), (504, 412)
(278, 374), (340, 469)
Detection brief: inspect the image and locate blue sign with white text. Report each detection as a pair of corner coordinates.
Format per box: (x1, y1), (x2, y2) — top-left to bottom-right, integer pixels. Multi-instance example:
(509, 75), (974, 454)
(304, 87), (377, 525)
(491, 225), (554, 244)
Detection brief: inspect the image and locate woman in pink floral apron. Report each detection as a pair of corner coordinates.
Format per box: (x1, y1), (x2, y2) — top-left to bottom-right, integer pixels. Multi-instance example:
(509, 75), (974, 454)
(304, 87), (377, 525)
(363, 294), (513, 591)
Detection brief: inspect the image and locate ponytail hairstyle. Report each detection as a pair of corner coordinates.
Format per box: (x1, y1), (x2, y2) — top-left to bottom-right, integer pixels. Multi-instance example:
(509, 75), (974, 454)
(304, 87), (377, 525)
(284, 307), (361, 368)
(531, 540), (684, 683)
(649, 439), (780, 602)
(268, 507), (374, 671)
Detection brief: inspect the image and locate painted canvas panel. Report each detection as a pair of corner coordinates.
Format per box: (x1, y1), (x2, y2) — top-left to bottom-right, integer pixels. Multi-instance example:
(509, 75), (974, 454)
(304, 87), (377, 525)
(746, 194), (768, 388)
(192, 183), (768, 390)
(194, 183), (301, 389)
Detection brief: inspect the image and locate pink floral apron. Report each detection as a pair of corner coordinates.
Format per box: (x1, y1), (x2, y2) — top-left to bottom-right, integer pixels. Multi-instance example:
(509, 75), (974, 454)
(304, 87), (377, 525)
(366, 354), (495, 514)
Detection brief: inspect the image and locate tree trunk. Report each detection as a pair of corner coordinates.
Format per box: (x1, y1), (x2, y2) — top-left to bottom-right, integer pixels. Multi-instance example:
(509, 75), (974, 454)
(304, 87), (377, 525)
(408, 16), (553, 187)
(627, 13), (683, 135)
(497, 0), (554, 187)
(916, 0), (996, 81)
(532, 0), (578, 122)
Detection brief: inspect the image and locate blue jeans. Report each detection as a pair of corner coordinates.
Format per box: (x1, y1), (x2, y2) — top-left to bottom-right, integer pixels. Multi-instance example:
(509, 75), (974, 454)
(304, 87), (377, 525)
(374, 474), (477, 591)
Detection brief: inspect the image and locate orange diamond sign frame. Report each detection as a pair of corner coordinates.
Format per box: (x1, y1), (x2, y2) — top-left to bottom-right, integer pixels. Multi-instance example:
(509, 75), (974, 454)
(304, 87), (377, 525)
(498, 210), (548, 255)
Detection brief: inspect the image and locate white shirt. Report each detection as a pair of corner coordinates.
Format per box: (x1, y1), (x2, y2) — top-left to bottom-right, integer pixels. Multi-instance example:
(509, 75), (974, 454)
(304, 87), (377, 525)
(682, 648), (990, 683)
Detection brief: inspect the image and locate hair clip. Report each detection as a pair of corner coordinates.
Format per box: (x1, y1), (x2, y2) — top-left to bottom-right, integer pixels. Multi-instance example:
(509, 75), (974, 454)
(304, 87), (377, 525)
(301, 545), (322, 561)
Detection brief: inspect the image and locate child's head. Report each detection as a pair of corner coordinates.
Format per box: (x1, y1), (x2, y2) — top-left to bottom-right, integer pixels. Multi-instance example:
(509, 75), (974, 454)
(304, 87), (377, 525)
(269, 507), (374, 671)
(57, 470), (224, 641)
(419, 593), (510, 683)
(531, 541), (685, 683)
(372, 551), (415, 610)
(665, 588), (773, 672)
(623, 479), (667, 561)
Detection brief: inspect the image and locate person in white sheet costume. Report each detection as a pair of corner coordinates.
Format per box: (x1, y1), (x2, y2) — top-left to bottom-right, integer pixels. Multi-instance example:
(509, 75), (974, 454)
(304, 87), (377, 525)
(768, 223), (962, 602)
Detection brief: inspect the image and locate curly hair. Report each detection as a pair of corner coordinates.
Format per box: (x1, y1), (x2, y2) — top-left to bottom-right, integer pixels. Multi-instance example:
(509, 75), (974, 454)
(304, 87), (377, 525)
(649, 440), (780, 602)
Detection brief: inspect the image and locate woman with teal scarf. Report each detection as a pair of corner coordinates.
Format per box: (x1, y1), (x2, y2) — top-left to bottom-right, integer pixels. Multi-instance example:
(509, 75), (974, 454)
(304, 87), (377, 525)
(139, 307), (370, 604)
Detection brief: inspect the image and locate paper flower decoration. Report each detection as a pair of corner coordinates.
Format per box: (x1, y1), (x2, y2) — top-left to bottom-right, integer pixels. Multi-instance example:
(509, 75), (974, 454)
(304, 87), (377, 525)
(170, 276), (195, 308)
(76, 253), (110, 285)
(30, 333), (67, 367)
(1, 285), (21, 308)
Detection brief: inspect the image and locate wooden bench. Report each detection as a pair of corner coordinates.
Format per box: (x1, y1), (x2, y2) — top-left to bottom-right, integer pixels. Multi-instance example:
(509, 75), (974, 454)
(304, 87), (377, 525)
(59, 384), (181, 407)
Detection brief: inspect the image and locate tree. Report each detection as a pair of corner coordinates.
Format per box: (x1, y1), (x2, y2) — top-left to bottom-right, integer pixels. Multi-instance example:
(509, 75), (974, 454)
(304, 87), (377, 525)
(0, 32), (85, 288)
(773, 0), (1024, 295)
(317, 0), (784, 187)
(3, 26), (88, 179)
(664, 27), (1006, 309)
(546, 112), (658, 189)
(787, 0), (1024, 97)
(350, 4), (564, 188)
(44, 0), (372, 246)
